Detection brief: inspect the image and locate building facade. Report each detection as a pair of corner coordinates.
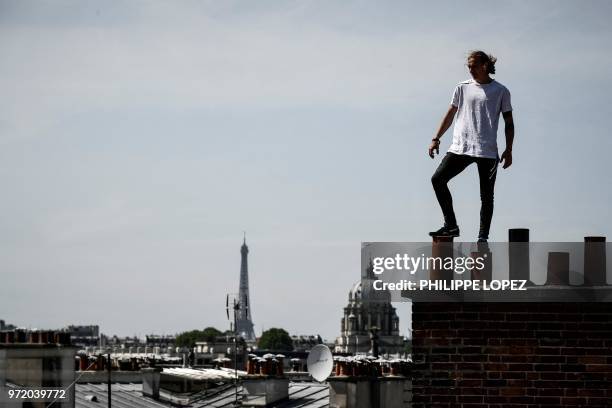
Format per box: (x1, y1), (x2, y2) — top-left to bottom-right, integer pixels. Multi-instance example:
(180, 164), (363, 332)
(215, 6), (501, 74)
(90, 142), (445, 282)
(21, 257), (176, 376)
(334, 277), (405, 355)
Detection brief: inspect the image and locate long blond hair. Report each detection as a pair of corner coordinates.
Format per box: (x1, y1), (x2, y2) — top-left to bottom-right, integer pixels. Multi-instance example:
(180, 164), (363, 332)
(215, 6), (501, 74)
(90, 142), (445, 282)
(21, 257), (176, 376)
(468, 50), (497, 75)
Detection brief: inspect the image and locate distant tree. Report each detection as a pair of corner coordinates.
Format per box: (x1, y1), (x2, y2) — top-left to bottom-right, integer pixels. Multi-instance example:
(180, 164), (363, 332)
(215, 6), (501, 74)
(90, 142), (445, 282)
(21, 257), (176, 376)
(202, 327), (223, 342)
(176, 327), (223, 348)
(175, 330), (201, 348)
(258, 328), (294, 351)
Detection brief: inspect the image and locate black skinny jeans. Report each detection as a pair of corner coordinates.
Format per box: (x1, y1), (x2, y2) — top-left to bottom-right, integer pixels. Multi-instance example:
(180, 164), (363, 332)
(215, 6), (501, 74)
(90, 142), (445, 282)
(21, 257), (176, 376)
(431, 152), (499, 239)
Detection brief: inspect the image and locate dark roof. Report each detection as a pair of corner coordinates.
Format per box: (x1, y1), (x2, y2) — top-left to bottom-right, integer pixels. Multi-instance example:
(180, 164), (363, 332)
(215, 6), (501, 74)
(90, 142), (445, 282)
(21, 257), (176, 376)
(76, 383), (167, 408)
(75, 382), (329, 408)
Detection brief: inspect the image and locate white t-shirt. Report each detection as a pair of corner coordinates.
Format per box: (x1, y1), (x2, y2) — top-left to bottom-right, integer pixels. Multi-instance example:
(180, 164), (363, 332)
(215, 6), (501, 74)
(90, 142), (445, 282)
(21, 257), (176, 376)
(448, 79), (512, 159)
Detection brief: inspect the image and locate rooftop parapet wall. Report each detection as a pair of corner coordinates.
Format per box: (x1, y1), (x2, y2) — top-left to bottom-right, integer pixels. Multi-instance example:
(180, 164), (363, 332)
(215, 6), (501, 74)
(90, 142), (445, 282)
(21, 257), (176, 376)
(407, 230), (612, 407)
(411, 302), (612, 408)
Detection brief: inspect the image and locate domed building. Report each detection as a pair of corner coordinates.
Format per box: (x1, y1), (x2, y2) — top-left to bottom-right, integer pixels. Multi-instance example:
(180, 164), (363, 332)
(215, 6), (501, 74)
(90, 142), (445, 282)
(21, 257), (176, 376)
(334, 276), (405, 355)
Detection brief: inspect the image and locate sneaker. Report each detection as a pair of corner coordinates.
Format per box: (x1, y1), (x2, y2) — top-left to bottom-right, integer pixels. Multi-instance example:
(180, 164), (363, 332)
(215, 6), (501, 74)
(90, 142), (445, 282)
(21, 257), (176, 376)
(476, 238), (490, 252)
(429, 225), (460, 237)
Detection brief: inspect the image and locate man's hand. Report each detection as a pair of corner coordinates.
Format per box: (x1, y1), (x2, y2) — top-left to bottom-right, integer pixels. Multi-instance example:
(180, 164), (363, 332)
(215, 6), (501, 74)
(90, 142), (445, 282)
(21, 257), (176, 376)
(500, 149), (512, 169)
(430, 106), (457, 159)
(428, 139), (440, 158)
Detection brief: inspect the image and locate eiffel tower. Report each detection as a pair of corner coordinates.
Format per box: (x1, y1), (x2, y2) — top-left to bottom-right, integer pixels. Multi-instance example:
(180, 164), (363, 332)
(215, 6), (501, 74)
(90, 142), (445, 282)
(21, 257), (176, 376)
(235, 235), (256, 341)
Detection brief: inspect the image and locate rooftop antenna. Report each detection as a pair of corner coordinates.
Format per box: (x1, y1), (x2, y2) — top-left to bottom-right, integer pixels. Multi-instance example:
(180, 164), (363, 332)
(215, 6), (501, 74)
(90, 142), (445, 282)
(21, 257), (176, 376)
(226, 295), (230, 320)
(226, 293), (240, 407)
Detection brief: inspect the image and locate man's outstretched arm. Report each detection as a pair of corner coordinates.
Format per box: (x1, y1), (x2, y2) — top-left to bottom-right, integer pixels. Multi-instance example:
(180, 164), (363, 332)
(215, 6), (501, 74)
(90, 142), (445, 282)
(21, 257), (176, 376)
(429, 105), (458, 158)
(500, 111), (514, 169)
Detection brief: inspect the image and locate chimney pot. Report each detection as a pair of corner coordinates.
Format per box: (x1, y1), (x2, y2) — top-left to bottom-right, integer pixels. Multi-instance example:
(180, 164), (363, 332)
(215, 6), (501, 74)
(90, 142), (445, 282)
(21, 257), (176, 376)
(546, 252), (570, 285)
(431, 236), (454, 281)
(509, 228), (530, 282)
(584, 236), (607, 285)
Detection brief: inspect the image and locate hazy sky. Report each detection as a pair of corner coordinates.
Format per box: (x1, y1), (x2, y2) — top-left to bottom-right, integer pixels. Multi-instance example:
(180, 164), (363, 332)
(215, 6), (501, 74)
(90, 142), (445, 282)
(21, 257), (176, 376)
(1, 1), (612, 341)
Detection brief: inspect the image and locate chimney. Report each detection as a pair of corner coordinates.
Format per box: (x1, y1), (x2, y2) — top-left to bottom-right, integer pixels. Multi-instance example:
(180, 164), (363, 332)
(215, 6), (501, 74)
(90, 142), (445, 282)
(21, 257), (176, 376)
(15, 329), (26, 343)
(509, 228), (530, 282)
(546, 252), (570, 285)
(430, 236), (454, 281)
(242, 355), (290, 406)
(328, 356), (412, 407)
(141, 367), (162, 400)
(29, 331), (40, 344)
(584, 236), (607, 286)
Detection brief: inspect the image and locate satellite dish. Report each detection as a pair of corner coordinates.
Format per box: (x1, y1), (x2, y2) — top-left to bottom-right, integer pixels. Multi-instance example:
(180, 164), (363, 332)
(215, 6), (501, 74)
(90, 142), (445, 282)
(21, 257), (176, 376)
(307, 344), (333, 382)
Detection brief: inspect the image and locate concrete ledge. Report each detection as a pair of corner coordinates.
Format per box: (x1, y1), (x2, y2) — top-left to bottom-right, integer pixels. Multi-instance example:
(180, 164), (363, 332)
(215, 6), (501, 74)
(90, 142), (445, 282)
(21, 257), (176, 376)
(142, 367), (162, 400)
(328, 376), (411, 408)
(403, 285), (612, 302)
(242, 377), (289, 407)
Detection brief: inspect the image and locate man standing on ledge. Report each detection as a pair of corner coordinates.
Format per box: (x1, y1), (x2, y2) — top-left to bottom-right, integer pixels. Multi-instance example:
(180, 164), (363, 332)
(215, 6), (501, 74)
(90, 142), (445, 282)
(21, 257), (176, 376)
(428, 50), (514, 242)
